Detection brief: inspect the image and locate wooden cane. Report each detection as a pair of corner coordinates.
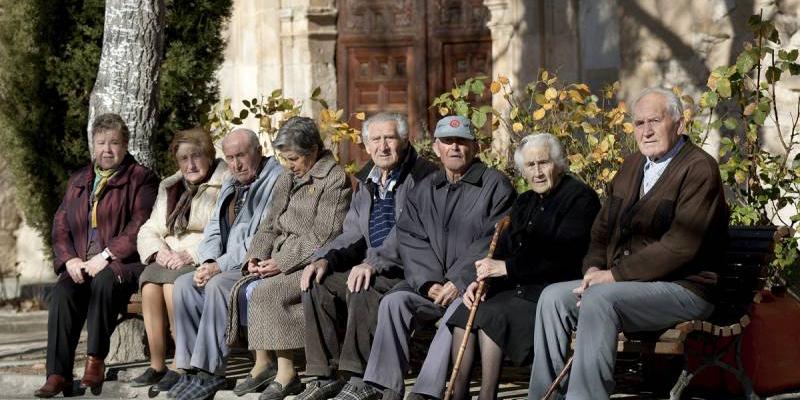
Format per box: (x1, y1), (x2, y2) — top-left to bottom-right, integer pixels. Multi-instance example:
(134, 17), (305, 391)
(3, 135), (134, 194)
(541, 355), (573, 400)
(443, 216), (511, 400)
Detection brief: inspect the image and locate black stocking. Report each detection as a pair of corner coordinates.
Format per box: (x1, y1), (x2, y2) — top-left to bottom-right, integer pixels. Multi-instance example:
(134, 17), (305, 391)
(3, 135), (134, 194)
(477, 330), (503, 400)
(451, 327), (477, 400)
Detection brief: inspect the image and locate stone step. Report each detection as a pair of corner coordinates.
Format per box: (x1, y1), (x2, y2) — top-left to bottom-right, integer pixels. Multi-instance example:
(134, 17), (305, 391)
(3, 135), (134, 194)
(0, 310), (48, 335)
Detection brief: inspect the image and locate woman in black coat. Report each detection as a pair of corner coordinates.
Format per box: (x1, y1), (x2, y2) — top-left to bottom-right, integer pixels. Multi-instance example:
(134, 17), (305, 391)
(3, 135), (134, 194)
(446, 133), (601, 400)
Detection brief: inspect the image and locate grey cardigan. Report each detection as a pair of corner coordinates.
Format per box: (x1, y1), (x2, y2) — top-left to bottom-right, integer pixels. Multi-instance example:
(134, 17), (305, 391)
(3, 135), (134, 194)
(196, 156), (283, 272)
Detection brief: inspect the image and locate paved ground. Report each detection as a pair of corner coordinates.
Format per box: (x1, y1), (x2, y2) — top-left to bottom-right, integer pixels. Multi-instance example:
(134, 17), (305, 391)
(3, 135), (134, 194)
(0, 310), (798, 400)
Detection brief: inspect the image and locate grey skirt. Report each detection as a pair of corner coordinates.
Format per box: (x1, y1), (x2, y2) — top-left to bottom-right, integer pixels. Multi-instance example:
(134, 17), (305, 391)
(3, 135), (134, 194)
(139, 262), (196, 289)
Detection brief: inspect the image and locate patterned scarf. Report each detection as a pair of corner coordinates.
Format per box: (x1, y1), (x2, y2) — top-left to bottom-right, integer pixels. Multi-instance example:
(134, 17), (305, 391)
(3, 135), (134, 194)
(166, 179), (199, 236)
(91, 166), (118, 228)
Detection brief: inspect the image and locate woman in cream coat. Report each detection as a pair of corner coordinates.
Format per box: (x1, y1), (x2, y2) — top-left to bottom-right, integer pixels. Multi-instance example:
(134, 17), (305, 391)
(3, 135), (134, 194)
(131, 128), (228, 389)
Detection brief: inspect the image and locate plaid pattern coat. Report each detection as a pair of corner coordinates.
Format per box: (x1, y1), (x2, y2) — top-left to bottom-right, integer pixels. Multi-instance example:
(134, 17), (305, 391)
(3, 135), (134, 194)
(226, 151), (351, 350)
(51, 153), (158, 283)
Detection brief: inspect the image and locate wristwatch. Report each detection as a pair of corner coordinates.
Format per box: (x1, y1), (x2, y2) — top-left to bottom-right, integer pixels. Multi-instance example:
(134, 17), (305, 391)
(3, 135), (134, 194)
(100, 249), (113, 262)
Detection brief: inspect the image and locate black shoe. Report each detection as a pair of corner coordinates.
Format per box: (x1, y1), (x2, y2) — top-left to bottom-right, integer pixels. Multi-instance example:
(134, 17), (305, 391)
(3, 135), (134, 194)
(295, 378), (345, 400)
(233, 365), (278, 396)
(258, 376), (304, 400)
(130, 367), (168, 387)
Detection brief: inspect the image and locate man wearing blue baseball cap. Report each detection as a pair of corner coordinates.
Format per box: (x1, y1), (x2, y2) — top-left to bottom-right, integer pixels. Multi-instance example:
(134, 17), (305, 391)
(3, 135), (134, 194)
(334, 115), (516, 400)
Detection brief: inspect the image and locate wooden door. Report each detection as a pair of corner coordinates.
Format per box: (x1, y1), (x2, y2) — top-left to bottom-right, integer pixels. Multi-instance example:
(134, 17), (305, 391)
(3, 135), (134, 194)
(336, 0), (491, 165)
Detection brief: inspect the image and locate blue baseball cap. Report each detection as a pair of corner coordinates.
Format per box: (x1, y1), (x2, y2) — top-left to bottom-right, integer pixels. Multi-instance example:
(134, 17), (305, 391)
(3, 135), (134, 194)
(434, 116), (474, 140)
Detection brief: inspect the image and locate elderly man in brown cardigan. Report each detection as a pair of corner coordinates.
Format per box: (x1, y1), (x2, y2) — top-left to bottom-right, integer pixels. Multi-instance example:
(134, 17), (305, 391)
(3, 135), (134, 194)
(528, 88), (729, 400)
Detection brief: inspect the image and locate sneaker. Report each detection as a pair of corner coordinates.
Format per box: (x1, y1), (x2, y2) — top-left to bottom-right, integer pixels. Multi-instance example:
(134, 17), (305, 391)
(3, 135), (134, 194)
(331, 382), (381, 400)
(176, 373), (226, 400)
(295, 378), (345, 400)
(130, 367), (167, 387)
(233, 365), (278, 396)
(258, 376), (304, 400)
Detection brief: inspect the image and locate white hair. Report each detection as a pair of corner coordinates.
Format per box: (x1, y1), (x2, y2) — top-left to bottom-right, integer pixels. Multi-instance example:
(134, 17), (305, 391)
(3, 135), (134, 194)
(513, 133), (568, 173)
(361, 112), (409, 143)
(632, 87), (683, 122)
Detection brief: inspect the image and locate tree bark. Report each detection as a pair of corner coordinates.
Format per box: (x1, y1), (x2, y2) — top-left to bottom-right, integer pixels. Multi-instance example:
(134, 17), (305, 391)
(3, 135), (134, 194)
(87, 0), (165, 170)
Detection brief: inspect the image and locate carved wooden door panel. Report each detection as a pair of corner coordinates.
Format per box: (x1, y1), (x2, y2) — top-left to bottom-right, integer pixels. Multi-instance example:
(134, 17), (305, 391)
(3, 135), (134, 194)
(336, 0), (491, 165)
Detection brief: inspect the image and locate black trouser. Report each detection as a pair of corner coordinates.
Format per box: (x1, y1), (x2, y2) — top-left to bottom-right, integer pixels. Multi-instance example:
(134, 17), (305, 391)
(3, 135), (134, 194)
(302, 269), (402, 377)
(46, 267), (138, 377)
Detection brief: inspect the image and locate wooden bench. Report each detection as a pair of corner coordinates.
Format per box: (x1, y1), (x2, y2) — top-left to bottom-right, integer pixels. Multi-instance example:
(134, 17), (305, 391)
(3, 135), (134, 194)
(586, 226), (784, 400)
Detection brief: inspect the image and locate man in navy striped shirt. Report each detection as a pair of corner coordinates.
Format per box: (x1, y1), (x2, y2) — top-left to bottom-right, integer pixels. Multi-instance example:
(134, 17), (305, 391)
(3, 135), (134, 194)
(295, 113), (437, 400)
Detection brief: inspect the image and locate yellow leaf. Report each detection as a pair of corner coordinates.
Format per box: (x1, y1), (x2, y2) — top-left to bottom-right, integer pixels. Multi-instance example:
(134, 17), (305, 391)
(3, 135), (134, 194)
(707, 74), (718, 90)
(582, 122), (596, 134)
(559, 91), (567, 101)
(355, 112), (366, 120)
(574, 83), (590, 92)
(498, 75), (510, 84)
(543, 102), (553, 111)
(683, 109), (693, 122)
(599, 139), (610, 153)
(623, 122), (634, 134)
(545, 87), (558, 100)
(743, 103), (757, 116)
(439, 107), (449, 116)
(490, 81), (501, 94)
(533, 108), (546, 121)
(512, 122), (524, 132)
(541, 70), (549, 81)
(568, 90), (583, 103)
(335, 109), (344, 120)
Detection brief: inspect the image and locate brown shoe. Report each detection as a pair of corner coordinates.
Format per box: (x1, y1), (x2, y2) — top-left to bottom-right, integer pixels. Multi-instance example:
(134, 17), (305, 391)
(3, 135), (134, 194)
(80, 355), (105, 395)
(34, 374), (74, 398)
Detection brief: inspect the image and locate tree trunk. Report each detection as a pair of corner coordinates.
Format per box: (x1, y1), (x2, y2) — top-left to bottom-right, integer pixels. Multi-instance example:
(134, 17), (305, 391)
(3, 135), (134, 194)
(87, 0), (165, 170)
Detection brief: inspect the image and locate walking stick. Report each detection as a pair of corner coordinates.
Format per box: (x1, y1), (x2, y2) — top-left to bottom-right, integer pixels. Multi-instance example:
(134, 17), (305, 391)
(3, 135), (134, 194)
(541, 355), (573, 400)
(443, 216), (511, 400)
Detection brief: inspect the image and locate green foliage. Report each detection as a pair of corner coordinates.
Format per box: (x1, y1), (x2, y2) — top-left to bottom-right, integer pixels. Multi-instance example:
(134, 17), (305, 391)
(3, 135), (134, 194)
(431, 72), (637, 198)
(156, 0), (233, 175)
(687, 12), (800, 286)
(0, 0), (232, 246)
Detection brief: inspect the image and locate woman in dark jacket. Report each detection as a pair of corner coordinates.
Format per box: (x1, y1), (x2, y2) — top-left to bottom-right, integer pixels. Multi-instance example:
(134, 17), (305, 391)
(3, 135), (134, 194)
(35, 113), (158, 398)
(446, 133), (601, 400)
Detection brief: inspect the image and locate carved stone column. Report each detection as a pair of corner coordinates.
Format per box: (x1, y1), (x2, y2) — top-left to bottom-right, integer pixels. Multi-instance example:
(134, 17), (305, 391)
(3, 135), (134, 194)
(279, 1), (338, 115)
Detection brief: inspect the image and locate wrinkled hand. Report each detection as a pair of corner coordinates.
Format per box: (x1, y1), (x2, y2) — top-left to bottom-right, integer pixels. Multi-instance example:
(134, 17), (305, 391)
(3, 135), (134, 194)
(84, 253), (109, 277)
(300, 259), (329, 291)
(434, 281), (459, 306)
(347, 263), (375, 293)
(475, 257), (507, 281)
(65, 258), (86, 284)
(155, 245), (174, 267)
(572, 267), (614, 306)
(194, 262), (220, 287)
(462, 281), (485, 308)
(247, 258), (261, 275)
(256, 259), (280, 278)
(165, 250), (194, 270)
(427, 283), (443, 301)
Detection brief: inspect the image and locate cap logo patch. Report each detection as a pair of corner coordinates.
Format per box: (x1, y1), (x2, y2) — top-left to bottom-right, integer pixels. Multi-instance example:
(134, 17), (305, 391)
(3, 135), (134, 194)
(449, 119), (461, 128)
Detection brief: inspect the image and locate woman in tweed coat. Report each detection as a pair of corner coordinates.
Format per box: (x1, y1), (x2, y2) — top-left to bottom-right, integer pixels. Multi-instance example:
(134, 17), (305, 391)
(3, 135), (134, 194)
(130, 128), (228, 388)
(226, 117), (351, 400)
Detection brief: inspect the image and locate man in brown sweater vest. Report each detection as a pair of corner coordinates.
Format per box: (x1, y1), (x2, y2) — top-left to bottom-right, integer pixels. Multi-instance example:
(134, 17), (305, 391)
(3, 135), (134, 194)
(528, 88), (729, 400)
